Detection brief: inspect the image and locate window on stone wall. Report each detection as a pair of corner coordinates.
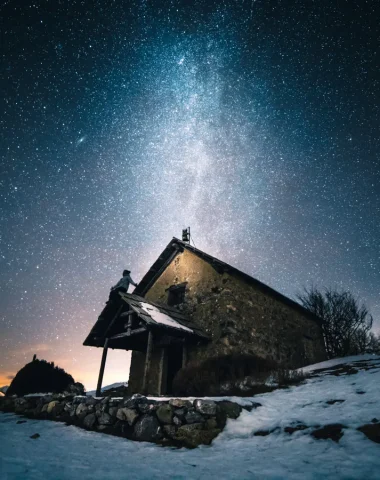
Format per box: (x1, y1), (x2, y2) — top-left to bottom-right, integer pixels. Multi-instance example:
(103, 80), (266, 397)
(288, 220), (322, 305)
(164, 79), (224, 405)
(167, 283), (187, 306)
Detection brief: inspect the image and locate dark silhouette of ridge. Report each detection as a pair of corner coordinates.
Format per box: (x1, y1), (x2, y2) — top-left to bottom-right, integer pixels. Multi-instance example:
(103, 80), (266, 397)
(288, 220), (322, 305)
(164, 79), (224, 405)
(7, 358), (74, 396)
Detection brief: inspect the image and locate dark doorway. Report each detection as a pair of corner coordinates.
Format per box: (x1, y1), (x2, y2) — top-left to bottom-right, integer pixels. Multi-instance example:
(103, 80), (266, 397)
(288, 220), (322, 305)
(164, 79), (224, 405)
(166, 344), (183, 394)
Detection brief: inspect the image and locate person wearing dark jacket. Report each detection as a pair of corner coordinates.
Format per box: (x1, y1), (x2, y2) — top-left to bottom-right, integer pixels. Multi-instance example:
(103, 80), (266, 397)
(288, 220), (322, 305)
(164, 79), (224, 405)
(109, 269), (137, 300)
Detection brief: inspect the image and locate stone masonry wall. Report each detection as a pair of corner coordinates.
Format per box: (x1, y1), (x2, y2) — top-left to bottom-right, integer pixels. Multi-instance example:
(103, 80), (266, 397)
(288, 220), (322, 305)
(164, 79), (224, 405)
(0, 393), (253, 449)
(143, 249), (326, 369)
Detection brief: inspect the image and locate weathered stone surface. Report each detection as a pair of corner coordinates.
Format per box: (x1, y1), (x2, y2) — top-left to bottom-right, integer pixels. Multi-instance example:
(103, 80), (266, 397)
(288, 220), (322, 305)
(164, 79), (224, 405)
(116, 408), (139, 426)
(156, 404), (173, 424)
(194, 399), (217, 416)
(217, 401), (242, 419)
(41, 403), (49, 413)
(173, 416), (182, 427)
(30, 433), (40, 439)
(163, 425), (176, 438)
(137, 402), (156, 414)
(185, 410), (204, 424)
(176, 424), (220, 448)
(76, 403), (88, 418)
(108, 407), (118, 417)
(86, 397), (98, 406)
(46, 400), (59, 413)
(169, 399), (192, 409)
(134, 415), (162, 442)
(174, 408), (186, 420)
(98, 412), (114, 426)
(206, 417), (218, 430)
(83, 413), (97, 429)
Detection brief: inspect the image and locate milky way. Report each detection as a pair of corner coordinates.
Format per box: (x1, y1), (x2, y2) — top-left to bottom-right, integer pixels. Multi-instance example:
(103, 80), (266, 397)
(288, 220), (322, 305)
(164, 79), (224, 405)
(1, 1), (379, 388)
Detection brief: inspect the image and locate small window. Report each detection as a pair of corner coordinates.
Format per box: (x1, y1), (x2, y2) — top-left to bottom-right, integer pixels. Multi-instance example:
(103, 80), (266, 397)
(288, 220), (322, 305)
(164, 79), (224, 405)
(167, 283), (187, 306)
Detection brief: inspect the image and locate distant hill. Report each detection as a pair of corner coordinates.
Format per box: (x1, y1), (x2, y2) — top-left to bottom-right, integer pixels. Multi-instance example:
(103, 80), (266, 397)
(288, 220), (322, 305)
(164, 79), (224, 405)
(6, 359), (75, 396)
(87, 382), (128, 397)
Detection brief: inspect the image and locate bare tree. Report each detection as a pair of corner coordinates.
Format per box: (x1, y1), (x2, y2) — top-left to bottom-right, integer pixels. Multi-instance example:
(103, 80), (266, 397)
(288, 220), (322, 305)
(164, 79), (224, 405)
(297, 287), (374, 359)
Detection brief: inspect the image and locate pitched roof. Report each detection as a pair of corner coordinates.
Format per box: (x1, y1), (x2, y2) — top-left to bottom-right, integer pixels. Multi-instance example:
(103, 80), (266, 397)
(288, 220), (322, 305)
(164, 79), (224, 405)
(83, 292), (209, 350)
(133, 238), (321, 324)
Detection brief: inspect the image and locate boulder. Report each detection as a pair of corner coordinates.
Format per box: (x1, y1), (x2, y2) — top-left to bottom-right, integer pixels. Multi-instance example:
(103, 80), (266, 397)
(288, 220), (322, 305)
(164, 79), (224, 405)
(116, 408), (139, 426)
(169, 399), (192, 409)
(163, 425), (176, 438)
(108, 407), (118, 417)
(134, 415), (162, 442)
(98, 412), (114, 426)
(206, 417), (218, 430)
(156, 404), (174, 424)
(83, 413), (97, 429)
(175, 423), (220, 448)
(217, 401), (242, 419)
(137, 402), (156, 414)
(174, 408), (186, 420)
(185, 410), (204, 424)
(194, 399), (217, 416)
(173, 416), (182, 427)
(75, 403), (88, 418)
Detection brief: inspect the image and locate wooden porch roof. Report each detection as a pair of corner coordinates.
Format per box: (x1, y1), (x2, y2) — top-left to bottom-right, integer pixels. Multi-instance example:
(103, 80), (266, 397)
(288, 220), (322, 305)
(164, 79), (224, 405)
(83, 292), (209, 351)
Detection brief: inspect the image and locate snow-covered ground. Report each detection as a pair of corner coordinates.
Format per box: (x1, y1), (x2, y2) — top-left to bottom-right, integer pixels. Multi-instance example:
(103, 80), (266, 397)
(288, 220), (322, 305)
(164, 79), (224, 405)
(1, 355), (380, 480)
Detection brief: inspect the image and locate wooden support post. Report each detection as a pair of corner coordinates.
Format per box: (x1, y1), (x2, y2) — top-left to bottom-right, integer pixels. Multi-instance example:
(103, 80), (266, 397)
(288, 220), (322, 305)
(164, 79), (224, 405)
(182, 343), (187, 367)
(96, 338), (109, 397)
(142, 330), (153, 393)
(126, 312), (133, 336)
(95, 304), (124, 397)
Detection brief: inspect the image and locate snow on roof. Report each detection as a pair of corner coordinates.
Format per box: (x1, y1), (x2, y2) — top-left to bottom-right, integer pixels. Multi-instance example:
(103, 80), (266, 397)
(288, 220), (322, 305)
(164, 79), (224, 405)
(139, 302), (193, 333)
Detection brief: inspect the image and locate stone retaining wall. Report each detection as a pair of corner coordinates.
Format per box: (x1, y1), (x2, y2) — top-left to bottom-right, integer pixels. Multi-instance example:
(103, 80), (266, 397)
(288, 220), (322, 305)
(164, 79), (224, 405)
(0, 394), (256, 448)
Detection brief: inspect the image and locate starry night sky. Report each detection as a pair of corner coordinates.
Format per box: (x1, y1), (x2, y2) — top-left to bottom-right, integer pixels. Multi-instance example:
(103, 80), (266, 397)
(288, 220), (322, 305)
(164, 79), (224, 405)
(1, 0), (379, 389)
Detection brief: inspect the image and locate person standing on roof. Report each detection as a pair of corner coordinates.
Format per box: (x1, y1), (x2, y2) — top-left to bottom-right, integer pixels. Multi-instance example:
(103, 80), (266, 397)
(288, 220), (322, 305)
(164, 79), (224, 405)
(109, 269), (138, 301)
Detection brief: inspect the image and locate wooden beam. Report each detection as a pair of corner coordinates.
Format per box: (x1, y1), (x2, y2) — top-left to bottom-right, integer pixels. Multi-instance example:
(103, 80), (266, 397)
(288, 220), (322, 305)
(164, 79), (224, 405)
(103, 304), (124, 337)
(142, 330), (153, 393)
(96, 338), (109, 397)
(108, 327), (147, 340)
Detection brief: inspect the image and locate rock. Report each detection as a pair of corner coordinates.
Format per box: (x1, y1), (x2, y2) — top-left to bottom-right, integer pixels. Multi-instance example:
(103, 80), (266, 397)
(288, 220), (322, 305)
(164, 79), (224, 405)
(121, 397), (137, 409)
(358, 423), (380, 444)
(311, 424), (345, 443)
(116, 408), (139, 426)
(83, 413), (97, 429)
(176, 424), (220, 448)
(30, 433), (40, 439)
(185, 410), (204, 424)
(163, 425), (176, 438)
(242, 402), (262, 412)
(132, 393), (147, 402)
(205, 417), (218, 430)
(217, 401), (242, 419)
(169, 399), (192, 409)
(51, 402), (65, 417)
(16, 420), (27, 424)
(173, 416), (182, 427)
(194, 399), (217, 416)
(372, 418), (379, 423)
(174, 408), (186, 420)
(76, 403), (88, 418)
(86, 397), (98, 406)
(134, 415), (162, 442)
(284, 424), (308, 434)
(109, 407), (118, 417)
(156, 404), (174, 424)
(64, 402), (72, 412)
(98, 412), (114, 426)
(41, 403), (49, 413)
(73, 396), (87, 404)
(137, 403), (156, 414)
